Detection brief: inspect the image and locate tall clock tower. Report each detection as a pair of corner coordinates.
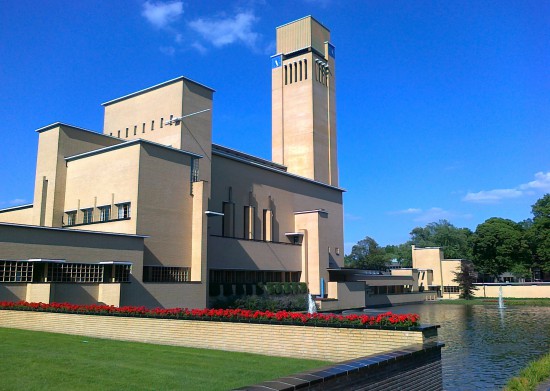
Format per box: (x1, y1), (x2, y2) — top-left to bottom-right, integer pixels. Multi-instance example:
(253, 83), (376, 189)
(272, 16), (338, 186)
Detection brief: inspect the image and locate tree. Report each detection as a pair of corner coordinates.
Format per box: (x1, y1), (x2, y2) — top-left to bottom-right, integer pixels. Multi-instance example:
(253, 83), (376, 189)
(409, 220), (473, 259)
(384, 243), (413, 267)
(452, 262), (478, 299)
(345, 236), (390, 270)
(471, 217), (530, 280)
(527, 194), (550, 274)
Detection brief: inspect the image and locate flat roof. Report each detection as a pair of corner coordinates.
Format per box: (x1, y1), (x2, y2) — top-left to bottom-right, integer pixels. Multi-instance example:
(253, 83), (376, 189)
(212, 145), (345, 192)
(0, 222), (148, 238)
(65, 138), (203, 162)
(102, 76), (215, 106)
(0, 204), (33, 213)
(35, 122), (121, 142)
(276, 15), (330, 32)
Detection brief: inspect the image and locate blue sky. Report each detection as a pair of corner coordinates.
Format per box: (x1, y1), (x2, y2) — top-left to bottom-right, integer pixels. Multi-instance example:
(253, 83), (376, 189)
(1, 1), (548, 252)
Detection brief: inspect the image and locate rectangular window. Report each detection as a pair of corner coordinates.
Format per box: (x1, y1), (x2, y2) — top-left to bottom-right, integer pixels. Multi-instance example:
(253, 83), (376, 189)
(160, 118), (163, 128)
(117, 130), (121, 138)
(0, 260), (34, 282)
(222, 202), (235, 237)
(143, 266), (190, 282)
(443, 286), (460, 293)
(65, 211), (76, 226)
(191, 158), (199, 182)
(244, 206), (255, 240)
(142, 123), (145, 133)
(99, 206), (111, 222)
(117, 203), (131, 219)
(125, 128), (129, 138)
(263, 209), (273, 241)
(82, 208), (93, 224)
(48, 263), (103, 283)
(134, 125), (137, 135)
(151, 120), (154, 130)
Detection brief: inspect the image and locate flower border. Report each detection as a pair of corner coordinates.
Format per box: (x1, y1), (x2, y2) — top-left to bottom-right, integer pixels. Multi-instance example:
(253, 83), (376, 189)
(0, 301), (420, 329)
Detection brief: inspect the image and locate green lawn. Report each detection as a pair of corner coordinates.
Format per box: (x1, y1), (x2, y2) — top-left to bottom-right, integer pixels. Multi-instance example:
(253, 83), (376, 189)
(0, 327), (329, 391)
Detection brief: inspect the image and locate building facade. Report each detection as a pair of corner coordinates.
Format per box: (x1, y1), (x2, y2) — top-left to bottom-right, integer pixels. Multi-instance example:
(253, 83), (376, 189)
(0, 16), (348, 309)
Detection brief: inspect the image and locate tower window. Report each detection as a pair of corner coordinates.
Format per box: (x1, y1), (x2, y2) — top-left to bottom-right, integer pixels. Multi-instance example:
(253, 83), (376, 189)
(117, 130), (121, 138)
(284, 65), (288, 85)
(304, 59), (307, 80)
(299, 61), (303, 81)
(160, 118), (164, 128)
(134, 125), (137, 135)
(142, 123), (145, 133)
(125, 128), (129, 138)
(289, 63), (293, 84)
(294, 62), (297, 82)
(151, 120), (154, 131)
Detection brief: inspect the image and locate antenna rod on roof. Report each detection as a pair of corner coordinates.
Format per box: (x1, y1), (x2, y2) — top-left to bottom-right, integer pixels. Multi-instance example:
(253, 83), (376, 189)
(165, 108), (211, 126)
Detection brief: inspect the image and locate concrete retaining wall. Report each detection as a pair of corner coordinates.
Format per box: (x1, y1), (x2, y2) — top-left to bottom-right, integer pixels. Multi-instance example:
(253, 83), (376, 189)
(0, 310), (436, 362)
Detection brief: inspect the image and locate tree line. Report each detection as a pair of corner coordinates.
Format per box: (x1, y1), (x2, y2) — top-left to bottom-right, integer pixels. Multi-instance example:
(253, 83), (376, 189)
(345, 194), (550, 281)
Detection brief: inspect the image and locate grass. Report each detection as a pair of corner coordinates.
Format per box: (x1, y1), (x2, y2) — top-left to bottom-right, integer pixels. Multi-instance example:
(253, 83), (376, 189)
(436, 298), (550, 306)
(0, 327), (329, 391)
(504, 352), (550, 391)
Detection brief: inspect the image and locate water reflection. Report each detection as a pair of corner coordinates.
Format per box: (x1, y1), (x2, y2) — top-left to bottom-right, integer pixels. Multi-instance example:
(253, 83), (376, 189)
(389, 303), (550, 390)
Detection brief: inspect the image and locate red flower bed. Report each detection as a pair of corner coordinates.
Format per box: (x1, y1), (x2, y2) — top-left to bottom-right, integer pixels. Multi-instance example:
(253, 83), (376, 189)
(0, 301), (420, 328)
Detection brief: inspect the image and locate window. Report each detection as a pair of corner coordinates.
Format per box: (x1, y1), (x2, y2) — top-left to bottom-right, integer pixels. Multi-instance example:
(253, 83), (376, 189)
(263, 209), (273, 241)
(99, 205), (111, 222)
(65, 211), (76, 226)
(443, 286), (460, 293)
(151, 120), (154, 130)
(244, 206), (255, 240)
(160, 118), (163, 128)
(48, 263), (103, 283)
(0, 260), (33, 282)
(125, 127), (129, 138)
(117, 203), (131, 219)
(142, 123), (145, 133)
(82, 208), (93, 224)
(222, 202), (235, 237)
(143, 266), (190, 282)
(134, 125), (137, 135)
(117, 130), (121, 138)
(191, 158), (200, 182)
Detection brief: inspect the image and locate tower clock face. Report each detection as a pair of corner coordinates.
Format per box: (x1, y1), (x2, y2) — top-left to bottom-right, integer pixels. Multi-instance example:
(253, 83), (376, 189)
(271, 55), (282, 69)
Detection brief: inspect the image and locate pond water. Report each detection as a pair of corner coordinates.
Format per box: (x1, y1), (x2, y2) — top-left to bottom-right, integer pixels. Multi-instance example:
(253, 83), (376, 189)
(387, 303), (550, 390)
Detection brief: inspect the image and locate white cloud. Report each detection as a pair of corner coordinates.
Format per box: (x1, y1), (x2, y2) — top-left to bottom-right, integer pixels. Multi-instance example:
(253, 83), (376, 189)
(142, 1), (183, 29)
(389, 208), (422, 215)
(463, 171), (550, 203)
(191, 41), (208, 54)
(412, 207), (453, 223)
(188, 11), (260, 48)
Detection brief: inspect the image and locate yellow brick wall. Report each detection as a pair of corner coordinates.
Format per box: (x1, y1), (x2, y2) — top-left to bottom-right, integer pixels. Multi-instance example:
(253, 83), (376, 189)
(0, 310), (430, 362)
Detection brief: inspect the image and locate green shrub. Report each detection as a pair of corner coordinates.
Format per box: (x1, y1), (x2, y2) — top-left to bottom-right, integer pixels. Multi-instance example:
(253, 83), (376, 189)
(283, 282), (292, 294)
(299, 282), (308, 294)
(256, 283), (265, 296)
(209, 283), (221, 297)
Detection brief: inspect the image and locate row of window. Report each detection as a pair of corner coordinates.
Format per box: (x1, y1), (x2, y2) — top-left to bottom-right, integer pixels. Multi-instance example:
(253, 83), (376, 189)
(209, 270), (301, 284)
(109, 115), (176, 139)
(315, 61), (329, 85)
(370, 285), (411, 295)
(0, 260), (131, 283)
(222, 203), (274, 242)
(65, 202), (130, 226)
(143, 266), (190, 282)
(443, 285), (460, 293)
(284, 59), (307, 85)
